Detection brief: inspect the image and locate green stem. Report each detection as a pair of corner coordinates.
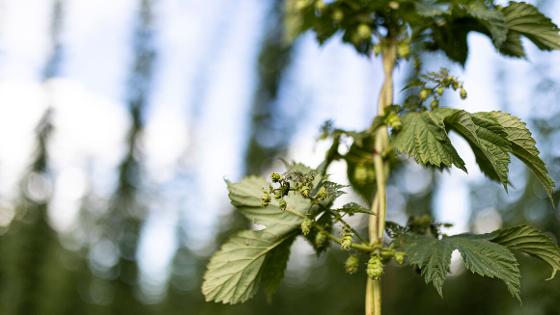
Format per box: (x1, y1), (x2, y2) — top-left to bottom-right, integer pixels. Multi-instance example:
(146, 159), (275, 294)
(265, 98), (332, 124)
(366, 40), (397, 315)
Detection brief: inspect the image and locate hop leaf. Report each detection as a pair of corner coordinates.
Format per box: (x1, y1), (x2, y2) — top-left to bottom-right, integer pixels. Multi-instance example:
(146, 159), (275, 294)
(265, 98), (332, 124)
(483, 225), (560, 280)
(391, 111), (466, 171)
(397, 225), (560, 299)
(345, 255), (360, 275)
(397, 233), (520, 298)
(501, 2), (560, 52)
(367, 255), (384, 280)
(203, 229), (297, 304)
(204, 164), (326, 304)
(432, 109), (554, 200)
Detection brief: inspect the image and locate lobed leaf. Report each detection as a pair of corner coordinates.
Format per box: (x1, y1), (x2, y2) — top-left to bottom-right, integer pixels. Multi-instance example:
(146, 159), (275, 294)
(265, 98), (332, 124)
(484, 225), (560, 280)
(391, 111), (466, 171)
(434, 108), (511, 188)
(501, 1), (560, 51)
(398, 233), (521, 298)
(487, 111), (555, 201)
(204, 166), (318, 304)
(202, 228), (297, 304)
(426, 109), (554, 199)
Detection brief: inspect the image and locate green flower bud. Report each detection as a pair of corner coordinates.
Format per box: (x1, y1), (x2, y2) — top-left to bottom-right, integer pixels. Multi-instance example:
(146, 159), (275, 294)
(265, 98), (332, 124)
(460, 87), (467, 100)
(301, 185), (311, 198)
(279, 199), (287, 211)
(353, 164), (369, 185)
(314, 0), (326, 12)
(281, 182), (290, 197)
(261, 192), (271, 207)
(295, 0), (310, 11)
(436, 87), (444, 96)
(273, 190), (282, 200)
(301, 217), (313, 236)
(397, 42), (410, 58)
(452, 80), (460, 90)
(316, 186), (328, 201)
(271, 172), (282, 183)
(373, 44), (382, 56)
(341, 234), (353, 251)
(315, 231), (328, 247)
(394, 252), (406, 265)
(419, 88), (431, 101)
(431, 99), (439, 109)
(386, 112), (402, 131)
(332, 9), (344, 24)
(345, 255), (360, 274)
(367, 255), (384, 280)
(356, 24), (372, 41)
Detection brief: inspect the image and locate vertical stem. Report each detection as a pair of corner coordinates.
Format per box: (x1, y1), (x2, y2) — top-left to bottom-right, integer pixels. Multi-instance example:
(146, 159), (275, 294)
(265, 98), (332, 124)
(365, 40), (397, 315)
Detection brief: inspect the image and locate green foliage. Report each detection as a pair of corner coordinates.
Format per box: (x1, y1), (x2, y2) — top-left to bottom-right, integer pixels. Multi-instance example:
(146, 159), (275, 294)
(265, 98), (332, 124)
(483, 225), (560, 280)
(203, 164), (348, 304)
(392, 106), (554, 199)
(391, 220), (560, 299)
(391, 111), (466, 170)
(285, 0), (560, 64)
(501, 2), (560, 55)
(203, 174), (310, 303)
(397, 233), (521, 298)
(205, 0), (560, 312)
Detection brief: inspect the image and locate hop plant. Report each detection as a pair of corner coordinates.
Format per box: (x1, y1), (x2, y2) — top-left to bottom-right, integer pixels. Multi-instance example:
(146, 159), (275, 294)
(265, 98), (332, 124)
(316, 186), (328, 201)
(419, 88), (431, 101)
(279, 199), (287, 212)
(386, 112), (402, 131)
(355, 24), (372, 41)
(430, 99), (439, 109)
(261, 191), (271, 207)
(315, 231), (328, 247)
(271, 172), (282, 183)
(367, 255), (384, 280)
(300, 185), (311, 198)
(341, 230), (353, 251)
(345, 255), (360, 275)
(203, 2), (560, 312)
(460, 87), (467, 100)
(331, 8), (343, 24)
(394, 252), (405, 265)
(301, 217), (313, 236)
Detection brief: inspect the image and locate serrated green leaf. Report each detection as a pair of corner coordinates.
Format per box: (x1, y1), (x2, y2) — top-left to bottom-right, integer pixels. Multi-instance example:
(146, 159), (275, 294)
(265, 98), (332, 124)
(430, 20), (470, 65)
(501, 1), (560, 51)
(415, 0), (449, 17)
(392, 111), (466, 171)
(463, 2), (507, 47)
(260, 234), (297, 301)
(336, 202), (373, 215)
(435, 108), (511, 187)
(451, 236), (520, 299)
(398, 234), (453, 296)
(204, 171), (314, 304)
(485, 225), (560, 280)
(499, 31), (526, 57)
(202, 228), (296, 304)
(398, 233), (521, 298)
(488, 111), (555, 200)
(434, 109), (553, 197)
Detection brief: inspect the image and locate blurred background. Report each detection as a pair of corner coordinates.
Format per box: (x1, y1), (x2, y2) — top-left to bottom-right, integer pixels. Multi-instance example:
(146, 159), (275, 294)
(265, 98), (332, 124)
(0, 0), (559, 314)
